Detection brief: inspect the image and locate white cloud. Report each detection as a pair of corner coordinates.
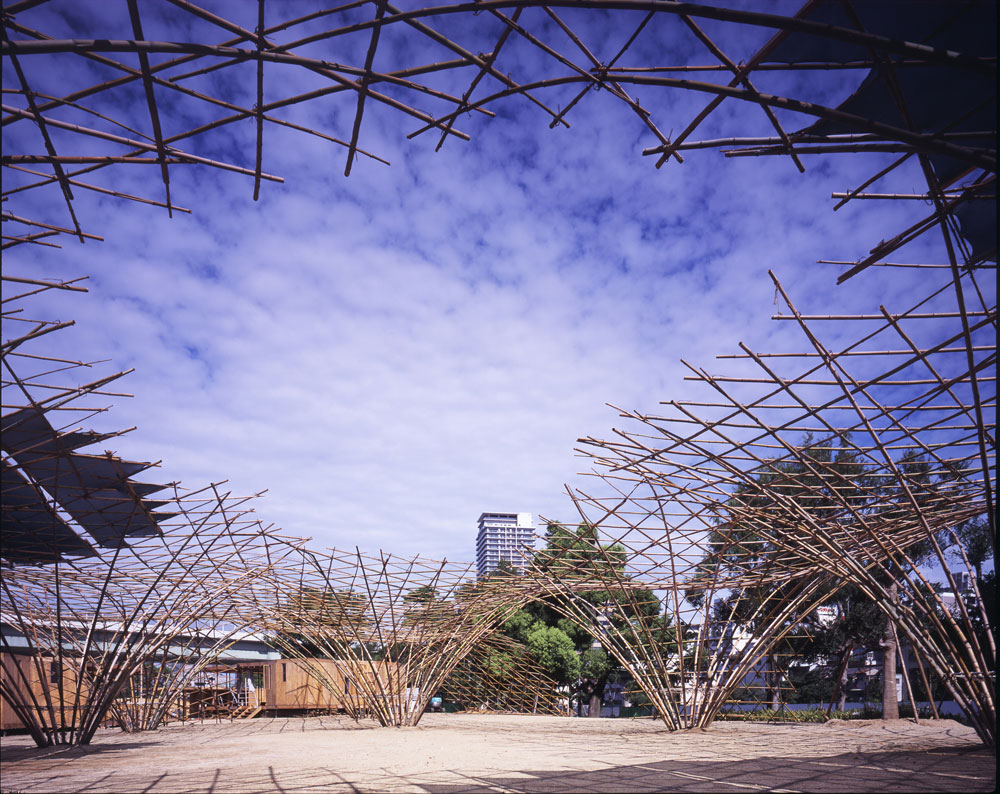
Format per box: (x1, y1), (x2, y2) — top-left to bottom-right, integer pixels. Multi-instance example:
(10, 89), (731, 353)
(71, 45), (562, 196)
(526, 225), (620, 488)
(4, 4), (961, 565)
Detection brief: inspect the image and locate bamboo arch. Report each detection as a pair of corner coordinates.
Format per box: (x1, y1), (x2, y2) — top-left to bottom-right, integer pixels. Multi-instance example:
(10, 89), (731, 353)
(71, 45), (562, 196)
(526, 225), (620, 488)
(3, 0), (994, 748)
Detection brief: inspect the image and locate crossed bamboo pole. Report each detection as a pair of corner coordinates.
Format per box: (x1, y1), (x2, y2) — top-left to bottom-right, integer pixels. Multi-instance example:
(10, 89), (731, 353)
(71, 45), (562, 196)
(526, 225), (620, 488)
(3, 2), (994, 250)
(2, 0), (994, 747)
(2, 279), (308, 746)
(559, 257), (993, 740)
(258, 546), (534, 726)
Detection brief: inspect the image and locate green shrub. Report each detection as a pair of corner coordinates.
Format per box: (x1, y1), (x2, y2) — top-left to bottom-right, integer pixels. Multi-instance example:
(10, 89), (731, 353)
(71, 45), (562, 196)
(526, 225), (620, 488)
(718, 707), (857, 723)
(717, 704), (949, 723)
(856, 703), (939, 720)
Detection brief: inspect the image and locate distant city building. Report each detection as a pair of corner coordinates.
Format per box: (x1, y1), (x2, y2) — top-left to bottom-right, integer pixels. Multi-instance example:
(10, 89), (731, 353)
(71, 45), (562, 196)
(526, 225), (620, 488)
(476, 512), (535, 578)
(938, 570), (977, 616)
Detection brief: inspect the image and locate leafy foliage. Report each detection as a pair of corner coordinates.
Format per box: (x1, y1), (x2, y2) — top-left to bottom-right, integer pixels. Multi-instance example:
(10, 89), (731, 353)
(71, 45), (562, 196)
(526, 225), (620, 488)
(525, 624), (581, 683)
(515, 523), (676, 715)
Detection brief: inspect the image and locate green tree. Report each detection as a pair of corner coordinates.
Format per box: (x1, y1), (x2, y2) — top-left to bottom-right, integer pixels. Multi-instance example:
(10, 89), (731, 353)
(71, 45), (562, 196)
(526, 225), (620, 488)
(490, 559), (517, 578)
(801, 583), (887, 710)
(973, 571), (995, 673)
(525, 624), (580, 684)
(949, 516), (993, 582)
(403, 585), (437, 604)
(695, 436), (883, 711)
(710, 443), (962, 719)
(524, 523), (670, 717)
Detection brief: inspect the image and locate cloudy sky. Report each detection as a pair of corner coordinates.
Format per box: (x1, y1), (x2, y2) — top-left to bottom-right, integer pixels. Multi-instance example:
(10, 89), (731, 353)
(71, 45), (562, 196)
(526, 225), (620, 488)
(3, 2), (949, 562)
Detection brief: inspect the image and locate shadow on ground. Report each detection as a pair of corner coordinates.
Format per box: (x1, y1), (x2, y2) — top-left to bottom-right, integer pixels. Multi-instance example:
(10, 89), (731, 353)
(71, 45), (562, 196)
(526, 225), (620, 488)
(414, 746), (996, 794)
(1, 716), (993, 793)
(0, 740), (159, 764)
(16, 744), (985, 794)
(186, 746), (992, 794)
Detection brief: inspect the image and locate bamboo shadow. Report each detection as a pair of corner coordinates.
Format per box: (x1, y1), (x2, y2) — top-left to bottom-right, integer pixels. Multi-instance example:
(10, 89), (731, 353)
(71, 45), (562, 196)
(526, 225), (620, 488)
(415, 745), (995, 793)
(0, 740), (159, 764)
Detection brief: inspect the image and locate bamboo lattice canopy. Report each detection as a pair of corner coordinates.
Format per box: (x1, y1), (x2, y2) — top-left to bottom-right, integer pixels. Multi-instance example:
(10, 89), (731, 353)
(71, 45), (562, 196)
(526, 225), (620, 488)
(1, 0), (995, 249)
(1, 0), (995, 746)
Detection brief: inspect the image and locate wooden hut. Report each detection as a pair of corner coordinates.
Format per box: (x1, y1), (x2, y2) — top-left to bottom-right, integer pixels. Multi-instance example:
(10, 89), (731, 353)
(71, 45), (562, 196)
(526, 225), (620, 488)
(1, 652), (92, 732)
(2, 653), (361, 730)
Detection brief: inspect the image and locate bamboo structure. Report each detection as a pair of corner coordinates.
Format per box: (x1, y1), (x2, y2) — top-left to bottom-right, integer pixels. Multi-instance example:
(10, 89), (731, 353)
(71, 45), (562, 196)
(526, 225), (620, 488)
(412, 0), (1000, 741)
(261, 547), (530, 726)
(1, 484), (304, 745)
(2, 274), (165, 568)
(525, 520), (839, 729)
(2, 0), (994, 746)
(438, 632), (564, 716)
(529, 81), (995, 728)
(547, 257), (994, 739)
(104, 596), (286, 732)
(1, 277), (306, 745)
(2, 2), (993, 247)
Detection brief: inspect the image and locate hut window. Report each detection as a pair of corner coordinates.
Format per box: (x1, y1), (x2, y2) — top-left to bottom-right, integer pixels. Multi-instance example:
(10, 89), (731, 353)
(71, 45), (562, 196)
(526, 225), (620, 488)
(49, 660), (60, 683)
(344, 679), (351, 695)
(282, 662), (287, 682)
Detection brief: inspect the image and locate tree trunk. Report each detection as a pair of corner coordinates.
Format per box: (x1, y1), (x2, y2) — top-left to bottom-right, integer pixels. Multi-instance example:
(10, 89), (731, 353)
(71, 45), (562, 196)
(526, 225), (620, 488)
(839, 646), (852, 711)
(588, 672), (609, 718)
(767, 653), (780, 710)
(881, 582), (900, 720)
(827, 642), (853, 714)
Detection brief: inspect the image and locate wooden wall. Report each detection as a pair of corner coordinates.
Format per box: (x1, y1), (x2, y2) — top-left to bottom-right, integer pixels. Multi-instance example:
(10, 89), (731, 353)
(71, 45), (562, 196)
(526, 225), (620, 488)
(263, 658), (345, 711)
(2, 654), (399, 729)
(260, 659), (402, 713)
(1, 653), (91, 731)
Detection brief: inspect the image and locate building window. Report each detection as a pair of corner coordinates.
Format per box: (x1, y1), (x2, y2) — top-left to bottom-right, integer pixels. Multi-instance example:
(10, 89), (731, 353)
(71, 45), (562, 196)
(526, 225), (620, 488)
(282, 662), (287, 682)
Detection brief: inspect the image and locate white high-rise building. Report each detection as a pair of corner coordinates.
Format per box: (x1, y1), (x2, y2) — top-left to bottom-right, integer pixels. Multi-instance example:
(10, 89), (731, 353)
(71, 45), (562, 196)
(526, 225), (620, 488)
(476, 512), (535, 578)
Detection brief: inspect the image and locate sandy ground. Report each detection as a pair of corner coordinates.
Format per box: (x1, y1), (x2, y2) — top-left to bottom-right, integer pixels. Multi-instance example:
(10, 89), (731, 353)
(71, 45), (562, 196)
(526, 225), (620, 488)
(0, 714), (993, 793)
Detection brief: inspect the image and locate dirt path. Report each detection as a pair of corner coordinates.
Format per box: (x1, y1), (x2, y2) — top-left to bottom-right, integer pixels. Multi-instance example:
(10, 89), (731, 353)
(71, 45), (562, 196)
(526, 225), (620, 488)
(0, 714), (993, 793)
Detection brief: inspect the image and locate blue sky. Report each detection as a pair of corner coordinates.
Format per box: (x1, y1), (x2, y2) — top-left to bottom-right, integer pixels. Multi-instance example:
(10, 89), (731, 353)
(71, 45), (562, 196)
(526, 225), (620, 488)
(3, 2), (960, 563)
